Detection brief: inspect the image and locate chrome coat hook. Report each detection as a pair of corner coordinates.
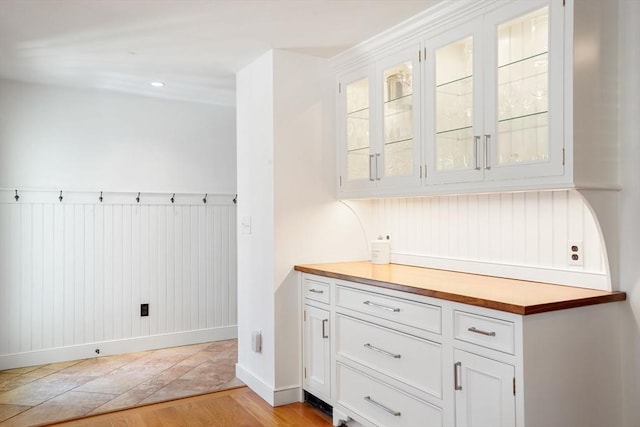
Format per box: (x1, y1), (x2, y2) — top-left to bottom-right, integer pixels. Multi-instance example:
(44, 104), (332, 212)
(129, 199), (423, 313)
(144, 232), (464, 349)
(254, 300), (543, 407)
(14, 189), (19, 201)
(136, 192), (140, 203)
(203, 193), (207, 204)
(99, 191), (103, 202)
(170, 193), (175, 204)
(59, 190), (63, 202)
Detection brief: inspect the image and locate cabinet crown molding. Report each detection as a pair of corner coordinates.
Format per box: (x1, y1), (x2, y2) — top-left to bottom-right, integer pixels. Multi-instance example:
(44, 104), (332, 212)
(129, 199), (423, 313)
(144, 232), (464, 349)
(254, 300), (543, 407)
(330, 0), (500, 72)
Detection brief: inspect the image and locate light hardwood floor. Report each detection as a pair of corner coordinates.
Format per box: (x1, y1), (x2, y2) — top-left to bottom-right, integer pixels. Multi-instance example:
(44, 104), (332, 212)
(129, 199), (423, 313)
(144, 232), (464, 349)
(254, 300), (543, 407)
(48, 386), (333, 426)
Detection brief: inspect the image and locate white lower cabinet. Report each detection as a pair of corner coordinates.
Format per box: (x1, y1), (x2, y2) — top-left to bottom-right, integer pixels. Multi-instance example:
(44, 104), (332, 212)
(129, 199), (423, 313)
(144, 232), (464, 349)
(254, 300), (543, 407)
(300, 273), (622, 427)
(303, 304), (331, 401)
(331, 280), (446, 427)
(453, 349), (515, 427)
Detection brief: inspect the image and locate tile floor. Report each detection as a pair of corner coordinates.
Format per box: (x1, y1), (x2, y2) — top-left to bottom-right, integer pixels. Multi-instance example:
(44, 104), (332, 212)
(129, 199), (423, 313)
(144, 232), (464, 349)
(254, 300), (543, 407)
(0, 339), (240, 426)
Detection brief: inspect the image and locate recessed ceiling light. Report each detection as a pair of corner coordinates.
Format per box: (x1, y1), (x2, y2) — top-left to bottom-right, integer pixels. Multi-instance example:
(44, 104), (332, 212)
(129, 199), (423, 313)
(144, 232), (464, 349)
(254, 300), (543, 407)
(150, 81), (165, 87)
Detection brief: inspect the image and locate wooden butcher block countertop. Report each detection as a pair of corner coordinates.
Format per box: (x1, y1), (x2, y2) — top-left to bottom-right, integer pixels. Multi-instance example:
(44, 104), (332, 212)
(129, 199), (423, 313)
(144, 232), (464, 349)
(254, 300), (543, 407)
(294, 261), (626, 315)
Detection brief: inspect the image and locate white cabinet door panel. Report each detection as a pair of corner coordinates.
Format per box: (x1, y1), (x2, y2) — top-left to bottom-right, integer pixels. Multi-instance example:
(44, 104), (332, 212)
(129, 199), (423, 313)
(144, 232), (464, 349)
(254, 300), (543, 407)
(303, 305), (331, 400)
(454, 349), (515, 427)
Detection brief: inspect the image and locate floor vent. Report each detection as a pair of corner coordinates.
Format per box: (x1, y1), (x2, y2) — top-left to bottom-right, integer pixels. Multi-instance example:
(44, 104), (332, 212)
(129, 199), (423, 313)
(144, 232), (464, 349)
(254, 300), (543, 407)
(303, 390), (333, 418)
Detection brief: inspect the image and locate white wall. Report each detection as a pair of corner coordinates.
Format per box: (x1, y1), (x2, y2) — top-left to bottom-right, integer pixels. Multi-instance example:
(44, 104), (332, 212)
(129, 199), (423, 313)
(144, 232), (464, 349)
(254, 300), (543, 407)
(0, 79), (236, 194)
(0, 191), (237, 369)
(235, 50), (277, 399)
(618, 0), (640, 425)
(272, 50), (370, 400)
(235, 49), (369, 405)
(0, 79), (239, 369)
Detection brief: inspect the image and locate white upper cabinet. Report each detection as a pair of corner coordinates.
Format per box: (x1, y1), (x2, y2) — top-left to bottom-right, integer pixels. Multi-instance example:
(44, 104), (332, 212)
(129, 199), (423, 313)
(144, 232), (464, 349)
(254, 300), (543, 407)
(425, 17), (484, 184)
(338, 46), (422, 193)
(483, 1), (564, 182)
(333, 0), (619, 198)
(339, 65), (375, 192)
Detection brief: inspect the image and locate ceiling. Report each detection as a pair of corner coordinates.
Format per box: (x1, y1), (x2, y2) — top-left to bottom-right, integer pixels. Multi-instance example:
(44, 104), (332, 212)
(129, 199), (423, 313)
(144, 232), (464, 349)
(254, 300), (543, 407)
(0, 0), (439, 106)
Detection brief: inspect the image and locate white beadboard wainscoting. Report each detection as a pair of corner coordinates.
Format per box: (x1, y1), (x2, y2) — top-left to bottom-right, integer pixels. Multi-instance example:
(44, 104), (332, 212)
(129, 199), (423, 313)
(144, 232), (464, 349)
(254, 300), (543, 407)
(0, 190), (237, 369)
(364, 190), (608, 290)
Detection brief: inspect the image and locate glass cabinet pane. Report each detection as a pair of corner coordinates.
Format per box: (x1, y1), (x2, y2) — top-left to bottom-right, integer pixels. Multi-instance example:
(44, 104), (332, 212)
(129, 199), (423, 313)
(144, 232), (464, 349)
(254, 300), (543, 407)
(383, 61), (414, 177)
(346, 77), (370, 181)
(435, 37), (474, 171)
(496, 6), (549, 166)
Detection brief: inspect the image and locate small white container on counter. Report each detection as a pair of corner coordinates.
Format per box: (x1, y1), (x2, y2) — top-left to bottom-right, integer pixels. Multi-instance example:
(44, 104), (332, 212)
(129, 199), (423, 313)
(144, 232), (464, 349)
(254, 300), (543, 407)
(371, 237), (390, 264)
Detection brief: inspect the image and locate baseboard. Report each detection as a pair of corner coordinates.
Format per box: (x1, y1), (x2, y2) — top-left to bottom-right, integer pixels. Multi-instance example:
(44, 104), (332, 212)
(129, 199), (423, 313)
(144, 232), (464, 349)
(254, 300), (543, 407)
(234, 363), (301, 407)
(274, 384), (302, 406)
(0, 326), (237, 370)
(235, 363), (275, 405)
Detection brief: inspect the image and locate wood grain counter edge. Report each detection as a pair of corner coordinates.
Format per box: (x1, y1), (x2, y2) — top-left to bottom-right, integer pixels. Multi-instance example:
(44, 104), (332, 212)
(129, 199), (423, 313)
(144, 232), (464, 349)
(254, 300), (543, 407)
(294, 263), (626, 315)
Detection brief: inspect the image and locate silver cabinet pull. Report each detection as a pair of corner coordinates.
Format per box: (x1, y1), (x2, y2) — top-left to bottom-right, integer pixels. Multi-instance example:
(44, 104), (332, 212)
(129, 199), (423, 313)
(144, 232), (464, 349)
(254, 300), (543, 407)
(322, 319), (329, 339)
(308, 288), (324, 294)
(474, 136), (481, 170)
(468, 326), (496, 336)
(375, 153), (381, 180)
(364, 396), (401, 417)
(454, 361), (462, 390)
(369, 154), (375, 181)
(484, 134), (492, 170)
(363, 300), (400, 312)
(364, 343), (401, 359)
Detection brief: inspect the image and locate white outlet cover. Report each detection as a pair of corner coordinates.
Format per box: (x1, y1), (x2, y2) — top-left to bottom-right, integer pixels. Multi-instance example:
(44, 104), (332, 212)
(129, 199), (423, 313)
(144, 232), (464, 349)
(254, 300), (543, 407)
(568, 240), (584, 266)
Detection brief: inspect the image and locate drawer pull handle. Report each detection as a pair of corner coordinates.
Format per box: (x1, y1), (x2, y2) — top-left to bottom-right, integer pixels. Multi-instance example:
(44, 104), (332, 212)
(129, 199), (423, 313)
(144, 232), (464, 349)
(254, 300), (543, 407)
(468, 326), (496, 337)
(454, 361), (462, 390)
(364, 343), (401, 359)
(363, 300), (400, 312)
(322, 319), (329, 339)
(369, 155), (375, 181)
(484, 134), (492, 170)
(363, 396), (401, 417)
(308, 288), (324, 294)
(474, 135), (481, 170)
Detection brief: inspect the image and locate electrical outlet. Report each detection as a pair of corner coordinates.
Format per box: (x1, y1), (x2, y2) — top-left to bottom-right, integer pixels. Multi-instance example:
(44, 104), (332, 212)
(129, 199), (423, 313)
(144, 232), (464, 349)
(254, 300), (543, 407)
(568, 240), (583, 266)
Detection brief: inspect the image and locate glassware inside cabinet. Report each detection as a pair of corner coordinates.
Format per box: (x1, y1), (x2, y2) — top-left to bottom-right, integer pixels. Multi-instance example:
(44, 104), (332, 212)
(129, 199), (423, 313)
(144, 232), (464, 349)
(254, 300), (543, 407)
(435, 36), (474, 171)
(346, 77), (371, 180)
(383, 61), (413, 177)
(496, 6), (549, 166)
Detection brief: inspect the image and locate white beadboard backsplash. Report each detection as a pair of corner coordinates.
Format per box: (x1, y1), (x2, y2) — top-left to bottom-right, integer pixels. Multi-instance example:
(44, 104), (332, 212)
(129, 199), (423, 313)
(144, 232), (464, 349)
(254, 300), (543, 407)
(0, 191), (237, 360)
(363, 190), (608, 290)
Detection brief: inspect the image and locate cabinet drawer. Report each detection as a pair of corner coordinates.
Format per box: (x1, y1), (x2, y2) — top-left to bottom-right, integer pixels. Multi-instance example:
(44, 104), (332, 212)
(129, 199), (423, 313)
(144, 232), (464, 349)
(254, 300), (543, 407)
(303, 276), (330, 304)
(336, 286), (441, 334)
(336, 363), (443, 427)
(336, 314), (442, 399)
(454, 311), (515, 355)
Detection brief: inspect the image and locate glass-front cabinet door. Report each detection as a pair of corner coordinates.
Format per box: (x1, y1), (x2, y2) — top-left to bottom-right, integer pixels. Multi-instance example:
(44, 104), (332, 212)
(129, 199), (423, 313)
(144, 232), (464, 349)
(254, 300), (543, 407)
(425, 18), (484, 184)
(377, 47), (422, 189)
(338, 47), (421, 194)
(483, 0), (564, 181)
(339, 66), (375, 192)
